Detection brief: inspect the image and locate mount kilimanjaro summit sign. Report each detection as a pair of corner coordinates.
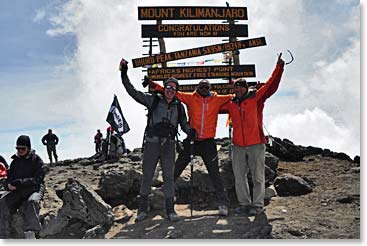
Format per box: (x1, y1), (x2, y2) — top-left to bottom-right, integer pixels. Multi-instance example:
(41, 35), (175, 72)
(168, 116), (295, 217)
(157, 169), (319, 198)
(138, 6), (248, 20)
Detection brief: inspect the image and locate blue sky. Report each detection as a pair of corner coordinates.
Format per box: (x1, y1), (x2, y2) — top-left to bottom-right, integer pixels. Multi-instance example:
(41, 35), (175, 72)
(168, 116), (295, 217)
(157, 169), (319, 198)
(0, 0), (361, 163)
(0, 0), (76, 68)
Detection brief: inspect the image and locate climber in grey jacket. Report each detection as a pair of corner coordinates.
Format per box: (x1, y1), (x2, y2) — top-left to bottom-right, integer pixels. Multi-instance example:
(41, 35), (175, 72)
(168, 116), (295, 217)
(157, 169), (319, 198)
(119, 58), (197, 222)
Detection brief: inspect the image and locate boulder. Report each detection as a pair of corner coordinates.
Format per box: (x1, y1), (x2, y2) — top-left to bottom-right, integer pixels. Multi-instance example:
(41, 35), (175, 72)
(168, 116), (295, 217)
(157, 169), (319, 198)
(274, 174), (312, 196)
(266, 137), (305, 162)
(266, 136), (353, 163)
(98, 166), (142, 204)
(129, 154), (142, 162)
(265, 152), (279, 172)
(322, 149), (352, 162)
(40, 178), (114, 239)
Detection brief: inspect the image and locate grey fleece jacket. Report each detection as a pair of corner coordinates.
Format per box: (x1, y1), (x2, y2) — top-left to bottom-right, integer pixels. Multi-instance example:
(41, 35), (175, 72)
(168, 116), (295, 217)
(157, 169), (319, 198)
(121, 74), (192, 140)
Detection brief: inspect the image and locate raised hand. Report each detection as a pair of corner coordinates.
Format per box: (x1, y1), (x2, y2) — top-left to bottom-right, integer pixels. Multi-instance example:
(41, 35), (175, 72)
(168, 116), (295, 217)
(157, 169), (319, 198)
(277, 53), (285, 66)
(119, 58), (129, 75)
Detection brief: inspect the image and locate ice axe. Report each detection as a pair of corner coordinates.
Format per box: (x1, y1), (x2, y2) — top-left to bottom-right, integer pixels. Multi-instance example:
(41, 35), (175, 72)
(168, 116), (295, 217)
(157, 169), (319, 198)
(285, 50), (294, 65)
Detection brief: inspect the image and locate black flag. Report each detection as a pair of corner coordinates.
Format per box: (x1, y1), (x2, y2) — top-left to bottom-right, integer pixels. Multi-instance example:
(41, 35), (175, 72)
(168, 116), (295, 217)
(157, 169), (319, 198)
(106, 95), (130, 136)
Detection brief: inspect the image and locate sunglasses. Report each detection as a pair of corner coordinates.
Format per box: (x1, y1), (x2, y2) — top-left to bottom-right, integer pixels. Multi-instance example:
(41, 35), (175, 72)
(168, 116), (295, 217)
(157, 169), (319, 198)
(234, 84), (246, 88)
(16, 146), (27, 151)
(165, 85), (177, 91)
(198, 84), (210, 90)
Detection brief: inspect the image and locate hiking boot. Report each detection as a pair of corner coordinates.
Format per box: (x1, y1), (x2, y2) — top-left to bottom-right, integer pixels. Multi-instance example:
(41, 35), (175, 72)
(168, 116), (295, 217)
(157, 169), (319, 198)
(218, 205), (229, 216)
(24, 231), (36, 239)
(166, 197), (180, 222)
(234, 205), (251, 215)
(167, 212), (180, 222)
(135, 195), (149, 222)
(135, 211), (148, 222)
(248, 206), (265, 216)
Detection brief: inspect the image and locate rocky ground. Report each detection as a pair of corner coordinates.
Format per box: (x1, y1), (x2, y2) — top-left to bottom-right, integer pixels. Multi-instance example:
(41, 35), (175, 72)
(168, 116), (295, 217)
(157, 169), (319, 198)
(104, 155), (360, 239)
(1, 137), (360, 239)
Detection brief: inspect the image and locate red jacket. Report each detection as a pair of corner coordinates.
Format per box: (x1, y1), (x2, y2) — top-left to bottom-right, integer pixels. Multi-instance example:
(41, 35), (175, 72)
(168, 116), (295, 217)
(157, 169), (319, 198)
(149, 82), (232, 139)
(220, 63), (284, 147)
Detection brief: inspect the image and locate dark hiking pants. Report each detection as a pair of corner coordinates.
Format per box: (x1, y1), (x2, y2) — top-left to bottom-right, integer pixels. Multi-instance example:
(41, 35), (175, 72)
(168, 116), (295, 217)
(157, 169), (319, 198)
(174, 138), (229, 206)
(0, 189), (44, 238)
(95, 142), (102, 153)
(140, 139), (176, 199)
(46, 145), (58, 163)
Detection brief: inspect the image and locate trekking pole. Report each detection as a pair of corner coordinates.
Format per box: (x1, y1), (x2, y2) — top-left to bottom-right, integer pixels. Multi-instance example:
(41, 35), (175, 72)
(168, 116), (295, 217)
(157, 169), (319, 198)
(189, 139), (195, 220)
(107, 131), (112, 159)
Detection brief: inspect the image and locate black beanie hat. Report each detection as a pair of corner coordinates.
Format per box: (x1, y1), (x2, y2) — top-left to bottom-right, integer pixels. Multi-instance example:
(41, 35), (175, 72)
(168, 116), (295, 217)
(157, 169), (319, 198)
(16, 135), (31, 149)
(233, 78), (248, 89)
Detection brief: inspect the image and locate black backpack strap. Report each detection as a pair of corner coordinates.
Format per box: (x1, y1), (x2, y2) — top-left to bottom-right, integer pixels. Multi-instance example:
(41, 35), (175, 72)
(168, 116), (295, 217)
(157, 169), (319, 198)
(147, 93), (160, 126)
(142, 94), (161, 150)
(176, 99), (184, 124)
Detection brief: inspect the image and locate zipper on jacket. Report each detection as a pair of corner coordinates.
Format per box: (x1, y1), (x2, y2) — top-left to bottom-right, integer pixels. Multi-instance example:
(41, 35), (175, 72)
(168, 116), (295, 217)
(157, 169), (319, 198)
(239, 104), (246, 145)
(200, 98), (206, 137)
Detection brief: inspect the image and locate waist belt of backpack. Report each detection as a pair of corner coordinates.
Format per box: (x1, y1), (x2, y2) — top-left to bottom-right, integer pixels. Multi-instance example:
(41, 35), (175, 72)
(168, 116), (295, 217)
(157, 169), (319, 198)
(146, 123), (177, 139)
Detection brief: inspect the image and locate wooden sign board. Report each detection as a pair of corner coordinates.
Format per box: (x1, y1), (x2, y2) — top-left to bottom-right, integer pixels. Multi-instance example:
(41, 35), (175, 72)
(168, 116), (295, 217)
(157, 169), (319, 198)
(147, 65), (255, 80)
(138, 6), (248, 20)
(179, 82), (259, 94)
(149, 82), (259, 94)
(142, 24), (248, 38)
(132, 37), (266, 67)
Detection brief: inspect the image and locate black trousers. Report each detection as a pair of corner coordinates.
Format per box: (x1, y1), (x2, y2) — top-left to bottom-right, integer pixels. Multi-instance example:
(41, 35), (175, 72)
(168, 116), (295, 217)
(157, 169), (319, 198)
(0, 187), (44, 238)
(46, 145), (58, 162)
(174, 138), (229, 206)
(95, 142), (102, 153)
(140, 139), (176, 198)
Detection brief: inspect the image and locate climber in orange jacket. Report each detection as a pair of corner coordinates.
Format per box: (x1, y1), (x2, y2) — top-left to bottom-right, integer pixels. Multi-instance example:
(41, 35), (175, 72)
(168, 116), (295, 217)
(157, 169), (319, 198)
(149, 79), (232, 216)
(220, 53), (285, 216)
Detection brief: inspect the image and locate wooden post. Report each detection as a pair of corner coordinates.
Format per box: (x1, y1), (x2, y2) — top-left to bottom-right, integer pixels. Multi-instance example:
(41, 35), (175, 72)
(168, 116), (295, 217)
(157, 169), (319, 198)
(157, 20), (167, 68)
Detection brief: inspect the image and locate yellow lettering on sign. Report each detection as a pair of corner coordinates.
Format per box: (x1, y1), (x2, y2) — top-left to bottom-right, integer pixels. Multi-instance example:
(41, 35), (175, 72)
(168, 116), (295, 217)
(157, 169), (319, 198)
(180, 8), (187, 18)
(141, 8), (175, 18)
(134, 56), (155, 67)
(156, 53), (172, 63)
(249, 38), (263, 47)
(203, 45), (223, 55)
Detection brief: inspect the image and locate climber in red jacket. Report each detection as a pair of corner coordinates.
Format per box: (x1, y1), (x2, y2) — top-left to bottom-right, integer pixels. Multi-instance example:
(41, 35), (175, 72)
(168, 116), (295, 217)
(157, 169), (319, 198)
(220, 53), (285, 216)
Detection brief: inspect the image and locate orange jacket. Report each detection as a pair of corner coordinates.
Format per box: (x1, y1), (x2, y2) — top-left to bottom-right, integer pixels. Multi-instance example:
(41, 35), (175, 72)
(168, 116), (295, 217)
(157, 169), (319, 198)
(149, 82), (232, 139)
(220, 63), (284, 147)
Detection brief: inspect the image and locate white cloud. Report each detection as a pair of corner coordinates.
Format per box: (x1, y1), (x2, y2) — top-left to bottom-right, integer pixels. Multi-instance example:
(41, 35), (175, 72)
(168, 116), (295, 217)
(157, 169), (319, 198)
(268, 108), (358, 157)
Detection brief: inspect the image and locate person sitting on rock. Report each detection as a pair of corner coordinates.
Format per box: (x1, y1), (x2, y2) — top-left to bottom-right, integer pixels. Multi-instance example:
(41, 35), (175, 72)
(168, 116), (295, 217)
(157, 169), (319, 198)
(0, 135), (46, 239)
(220, 53), (285, 216)
(119, 58), (196, 222)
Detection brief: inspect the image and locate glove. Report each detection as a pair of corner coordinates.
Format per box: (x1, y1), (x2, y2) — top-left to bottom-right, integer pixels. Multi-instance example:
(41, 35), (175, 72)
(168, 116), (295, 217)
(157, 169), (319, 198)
(10, 179), (22, 187)
(119, 58), (128, 75)
(256, 81), (265, 89)
(142, 75), (150, 88)
(187, 128), (197, 141)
